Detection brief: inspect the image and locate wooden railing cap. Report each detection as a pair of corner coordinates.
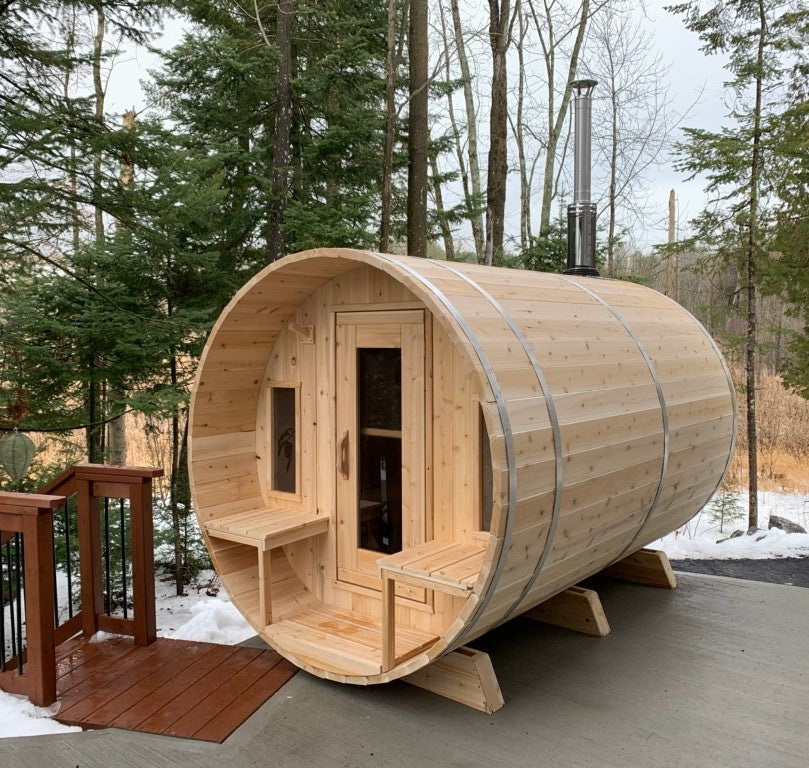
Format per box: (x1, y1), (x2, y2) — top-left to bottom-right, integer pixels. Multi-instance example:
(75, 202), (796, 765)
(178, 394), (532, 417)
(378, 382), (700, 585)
(73, 463), (164, 479)
(0, 492), (66, 513)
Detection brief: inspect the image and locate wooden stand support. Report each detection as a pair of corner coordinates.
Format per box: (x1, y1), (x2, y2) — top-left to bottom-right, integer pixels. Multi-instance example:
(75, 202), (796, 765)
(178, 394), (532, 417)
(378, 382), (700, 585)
(522, 586), (610, 637)
(405, 647), (504, 714)
(602, 548), (677, 589)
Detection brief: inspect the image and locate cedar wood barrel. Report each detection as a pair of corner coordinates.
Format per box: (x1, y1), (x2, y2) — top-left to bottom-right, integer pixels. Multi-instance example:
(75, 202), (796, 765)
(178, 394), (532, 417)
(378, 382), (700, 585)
(189, 248), (736, 684)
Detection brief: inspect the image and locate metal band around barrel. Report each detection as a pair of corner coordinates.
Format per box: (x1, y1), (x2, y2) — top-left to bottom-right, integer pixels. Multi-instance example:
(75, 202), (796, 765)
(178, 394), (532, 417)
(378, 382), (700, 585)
(376, 255), (517, 638)
(561, 276), (670, 560)
(434, 263), (564, 622)
(658, 293), (738, 513)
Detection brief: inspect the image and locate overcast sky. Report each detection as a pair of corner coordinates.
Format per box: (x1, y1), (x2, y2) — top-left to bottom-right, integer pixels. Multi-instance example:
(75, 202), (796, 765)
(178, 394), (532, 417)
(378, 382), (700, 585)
(640, 0), (730, 247)
(103, 1), (732, 255)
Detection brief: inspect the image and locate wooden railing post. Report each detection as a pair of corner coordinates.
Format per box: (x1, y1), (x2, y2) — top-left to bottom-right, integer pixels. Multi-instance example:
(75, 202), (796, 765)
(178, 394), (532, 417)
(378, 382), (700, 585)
(130, 476), (157, 645)
(0, 492), (64, 707)
(21, 509), (57, 706)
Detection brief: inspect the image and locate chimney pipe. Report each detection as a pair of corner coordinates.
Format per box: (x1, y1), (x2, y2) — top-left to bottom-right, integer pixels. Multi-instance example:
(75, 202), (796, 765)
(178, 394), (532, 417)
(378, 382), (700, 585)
(565, 79), (599, 277)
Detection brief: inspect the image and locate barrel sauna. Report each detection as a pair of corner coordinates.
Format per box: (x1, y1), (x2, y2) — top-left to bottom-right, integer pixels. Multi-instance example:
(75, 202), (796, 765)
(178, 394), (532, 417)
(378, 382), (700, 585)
(189, 248), (735, 685)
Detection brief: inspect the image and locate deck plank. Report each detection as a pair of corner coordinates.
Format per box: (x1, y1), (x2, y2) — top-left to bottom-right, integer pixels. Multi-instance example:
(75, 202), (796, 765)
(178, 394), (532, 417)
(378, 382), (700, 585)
(164, 651), (287, 739)
(95, 645), (244, 730)
(56, 639), (174, 723)
(79, 642), (235, 729)
(52, 637), (296, 743)
(128, 646), (262, 733)
(191, 656), (299, 743)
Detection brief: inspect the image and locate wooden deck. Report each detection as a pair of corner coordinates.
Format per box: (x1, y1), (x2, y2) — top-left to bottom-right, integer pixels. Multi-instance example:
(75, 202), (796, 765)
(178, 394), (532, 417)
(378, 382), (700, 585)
(52, 635), (297, 743)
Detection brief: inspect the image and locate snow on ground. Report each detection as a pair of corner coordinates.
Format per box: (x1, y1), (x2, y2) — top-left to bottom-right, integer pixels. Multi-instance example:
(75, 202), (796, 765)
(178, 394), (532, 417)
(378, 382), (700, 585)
(0, 691), (81, 739)
(154, 570), (253, 643)
(651, 490), (809, 560)
(2, 490), (807, 739)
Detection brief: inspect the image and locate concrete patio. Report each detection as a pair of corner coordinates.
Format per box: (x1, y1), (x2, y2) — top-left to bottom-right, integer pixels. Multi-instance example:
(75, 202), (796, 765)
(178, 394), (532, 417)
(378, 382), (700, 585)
(4, 571), (807, 768)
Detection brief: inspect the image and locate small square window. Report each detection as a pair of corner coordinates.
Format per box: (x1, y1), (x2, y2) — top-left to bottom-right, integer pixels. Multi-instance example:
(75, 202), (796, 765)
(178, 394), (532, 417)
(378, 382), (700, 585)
(270, 385), (297, 494)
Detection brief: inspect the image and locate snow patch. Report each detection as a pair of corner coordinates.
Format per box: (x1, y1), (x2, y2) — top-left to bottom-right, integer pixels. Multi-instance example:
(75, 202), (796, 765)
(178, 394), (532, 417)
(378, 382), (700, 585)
(164, 597), (254, 645)
(0, 691), (81, 738)
(651, 491), (809, 560)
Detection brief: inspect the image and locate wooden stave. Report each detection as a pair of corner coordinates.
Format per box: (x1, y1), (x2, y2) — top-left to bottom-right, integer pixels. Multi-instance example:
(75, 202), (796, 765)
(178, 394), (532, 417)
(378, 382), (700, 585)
(189, 249), (735, 682)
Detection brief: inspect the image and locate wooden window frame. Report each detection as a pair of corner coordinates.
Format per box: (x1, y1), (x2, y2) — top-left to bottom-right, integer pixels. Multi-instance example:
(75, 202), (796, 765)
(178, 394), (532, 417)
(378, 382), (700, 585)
(265, 381), (302, 502)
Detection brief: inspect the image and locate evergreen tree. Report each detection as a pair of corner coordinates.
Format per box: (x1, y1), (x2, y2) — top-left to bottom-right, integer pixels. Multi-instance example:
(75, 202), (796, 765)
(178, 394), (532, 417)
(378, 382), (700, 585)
(767, 68), (809, 397)
(670, 0), (809, 531)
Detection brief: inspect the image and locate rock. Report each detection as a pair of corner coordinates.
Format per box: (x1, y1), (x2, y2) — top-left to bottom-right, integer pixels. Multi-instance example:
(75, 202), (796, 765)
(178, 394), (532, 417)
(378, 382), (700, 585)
(768, 515), (807, 534)
(716, 530), (745, 544)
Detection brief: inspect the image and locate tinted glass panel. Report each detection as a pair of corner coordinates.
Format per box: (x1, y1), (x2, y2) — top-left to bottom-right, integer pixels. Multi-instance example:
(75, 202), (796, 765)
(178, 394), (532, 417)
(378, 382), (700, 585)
(271, 387), (296, 493)
(480, 409), (493, 531)
(359, 348), (401, 430)
(358, 434), (402, 554)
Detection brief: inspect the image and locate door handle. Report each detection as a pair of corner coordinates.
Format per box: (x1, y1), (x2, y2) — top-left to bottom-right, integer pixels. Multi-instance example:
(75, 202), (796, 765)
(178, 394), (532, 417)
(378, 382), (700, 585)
(338, 431), (349, 479)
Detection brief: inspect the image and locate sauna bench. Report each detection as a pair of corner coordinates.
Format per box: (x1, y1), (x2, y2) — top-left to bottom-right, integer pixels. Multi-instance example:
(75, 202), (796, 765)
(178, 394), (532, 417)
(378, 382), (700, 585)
(203, 508), (329, 626)
(377, 539), (488, 671)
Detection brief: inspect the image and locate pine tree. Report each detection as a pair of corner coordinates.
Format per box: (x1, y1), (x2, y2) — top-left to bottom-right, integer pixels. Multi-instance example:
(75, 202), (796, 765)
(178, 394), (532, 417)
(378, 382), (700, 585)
(671, 0), (808, 532)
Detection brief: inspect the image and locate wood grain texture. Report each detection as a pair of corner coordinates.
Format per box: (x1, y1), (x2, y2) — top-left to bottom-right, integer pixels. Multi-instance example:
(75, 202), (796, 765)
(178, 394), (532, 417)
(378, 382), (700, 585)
(189, 249), (734, 685)
(52, 637), (296, 742)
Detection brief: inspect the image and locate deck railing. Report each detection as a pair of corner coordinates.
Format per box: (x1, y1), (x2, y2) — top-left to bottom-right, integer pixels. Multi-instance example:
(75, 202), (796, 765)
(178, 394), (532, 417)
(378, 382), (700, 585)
(0, 463), (163, 706)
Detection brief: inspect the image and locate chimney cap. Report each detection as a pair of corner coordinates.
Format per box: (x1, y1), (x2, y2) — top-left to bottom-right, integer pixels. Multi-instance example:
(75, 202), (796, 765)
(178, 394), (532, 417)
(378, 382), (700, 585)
(571, 79), (598, 94)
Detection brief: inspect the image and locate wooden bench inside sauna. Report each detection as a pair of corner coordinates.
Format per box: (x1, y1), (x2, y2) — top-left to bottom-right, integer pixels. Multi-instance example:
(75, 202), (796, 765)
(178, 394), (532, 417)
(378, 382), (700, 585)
(189, 248), (735, 710)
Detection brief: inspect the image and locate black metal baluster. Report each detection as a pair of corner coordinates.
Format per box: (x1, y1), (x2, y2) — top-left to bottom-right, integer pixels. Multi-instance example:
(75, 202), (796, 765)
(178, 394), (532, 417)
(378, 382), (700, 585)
(5, 541), (15, 671)
(65, 501), (73, 619)
(104, 497), (111, 615)
(1, 543), (7, 672)
(120, 499), (128, 619)
(14, 533), (24, 674)
(52, 509), (60, 627)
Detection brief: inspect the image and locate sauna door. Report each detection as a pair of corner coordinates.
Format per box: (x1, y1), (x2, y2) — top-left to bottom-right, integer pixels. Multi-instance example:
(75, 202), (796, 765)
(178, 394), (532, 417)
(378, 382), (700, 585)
(335, 310), (426, 590)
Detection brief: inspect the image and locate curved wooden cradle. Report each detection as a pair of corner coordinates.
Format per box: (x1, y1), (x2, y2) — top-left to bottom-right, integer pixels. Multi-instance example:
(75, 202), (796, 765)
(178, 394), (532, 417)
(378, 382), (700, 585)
(189, 248), (735, 685)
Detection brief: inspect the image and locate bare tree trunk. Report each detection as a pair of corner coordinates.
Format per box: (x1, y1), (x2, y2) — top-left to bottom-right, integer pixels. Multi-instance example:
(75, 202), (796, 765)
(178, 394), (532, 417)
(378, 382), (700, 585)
(485, 0), (512, 266)
(429, 150), (456, 260)
(108, 109), (136, 466)
(745, 0), (766, 533)
(92, 4), (105, 248)
(511, 1), (530, 251)
(606, 43), (618, 276)
(438, 1), (475, 261)
(86, 3), (106, 464)
(666, 189), (677, 298)
(379, 0), (399, 252)
(450, 0), (484, 261)
(407, 0), (429, 258)
(63, 9), (81, 253)
(529, 0), (590, 237)
(266, 0), (295, 262)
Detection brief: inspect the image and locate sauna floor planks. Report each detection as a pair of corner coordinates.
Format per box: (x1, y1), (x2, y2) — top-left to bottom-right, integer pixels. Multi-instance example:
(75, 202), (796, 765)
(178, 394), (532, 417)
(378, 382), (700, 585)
(265, 604), (439, 677)
(52, 635), (297, 743)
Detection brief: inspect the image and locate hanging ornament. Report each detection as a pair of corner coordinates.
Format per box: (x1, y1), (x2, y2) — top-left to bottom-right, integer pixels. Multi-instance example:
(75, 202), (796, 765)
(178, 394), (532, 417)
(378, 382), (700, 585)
(0, 428), (36, 484)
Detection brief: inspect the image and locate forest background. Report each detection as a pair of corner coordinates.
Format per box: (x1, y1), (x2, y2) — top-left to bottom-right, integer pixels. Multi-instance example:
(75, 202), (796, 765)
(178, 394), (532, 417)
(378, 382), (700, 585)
(1, 0), (808, 594)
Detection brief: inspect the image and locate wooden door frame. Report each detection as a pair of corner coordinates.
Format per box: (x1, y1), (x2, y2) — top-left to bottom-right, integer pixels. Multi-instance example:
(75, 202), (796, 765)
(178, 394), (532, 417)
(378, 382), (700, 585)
(333, 309), (428, 597)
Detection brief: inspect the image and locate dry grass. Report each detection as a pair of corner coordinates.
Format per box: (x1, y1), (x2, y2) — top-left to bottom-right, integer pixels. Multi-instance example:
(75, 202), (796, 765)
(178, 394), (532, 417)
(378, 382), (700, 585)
(730, 372), (809, 493)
